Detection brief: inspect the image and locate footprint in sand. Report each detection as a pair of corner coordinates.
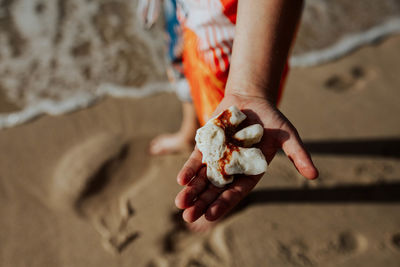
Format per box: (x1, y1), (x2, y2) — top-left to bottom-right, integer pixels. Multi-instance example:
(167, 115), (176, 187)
(51, 133), (127, 211)
(390, 233), (400, 252)
(315, 231), (368, 264)
(278, 239), (313, 266)
(175, 227), (232, 267)
(323, 65), (375, 93)
(327, 231), (368, 254)
(155, 215), (232, 267)
(91, 198), (140, 254)
(52, 133), (148, 254)
(277, 231), (368, 266)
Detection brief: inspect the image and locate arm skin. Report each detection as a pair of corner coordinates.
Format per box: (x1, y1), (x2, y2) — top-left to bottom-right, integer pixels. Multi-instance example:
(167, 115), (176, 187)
(175, 0), (319, 223)
(226, 0), (303, 103)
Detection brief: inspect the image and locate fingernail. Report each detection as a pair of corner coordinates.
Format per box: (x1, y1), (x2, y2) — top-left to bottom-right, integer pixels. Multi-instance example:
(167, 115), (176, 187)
(183, 210), (194, 223)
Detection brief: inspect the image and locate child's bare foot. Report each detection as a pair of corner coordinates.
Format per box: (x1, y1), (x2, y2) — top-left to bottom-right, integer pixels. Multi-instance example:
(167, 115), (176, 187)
(149, 132), (193, 155)
(186, 215), (219, 232)
(150, 102), (198, 156)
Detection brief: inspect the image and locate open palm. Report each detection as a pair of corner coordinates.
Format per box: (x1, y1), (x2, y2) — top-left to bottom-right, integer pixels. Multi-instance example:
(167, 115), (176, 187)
(175, 93), (318, 223)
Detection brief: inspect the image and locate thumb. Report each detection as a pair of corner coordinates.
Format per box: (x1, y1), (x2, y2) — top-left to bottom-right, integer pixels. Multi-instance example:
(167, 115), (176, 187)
(281, 127), (319, 180)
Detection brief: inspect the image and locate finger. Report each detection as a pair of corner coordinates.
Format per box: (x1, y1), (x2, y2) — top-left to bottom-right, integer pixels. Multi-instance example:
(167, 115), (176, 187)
(177, 148), (203, 185)
(281, 128), (319, 180)
(205, 174), (262, 221)
(182, 183), (224, 223)
(175, 168), (208, 209)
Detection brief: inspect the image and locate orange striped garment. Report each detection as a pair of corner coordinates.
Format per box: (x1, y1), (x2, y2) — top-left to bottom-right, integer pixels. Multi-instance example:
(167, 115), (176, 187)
(177, 0), (287, 125)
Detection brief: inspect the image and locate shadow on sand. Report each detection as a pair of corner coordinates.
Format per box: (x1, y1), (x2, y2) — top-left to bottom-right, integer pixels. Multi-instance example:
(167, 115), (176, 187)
(236, 137), (400, 211)
(302, 137), (400, 158)
(242, 182), (400, 207)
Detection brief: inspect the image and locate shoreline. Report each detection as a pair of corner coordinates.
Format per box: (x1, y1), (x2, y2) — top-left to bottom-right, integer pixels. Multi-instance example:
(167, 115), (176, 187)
(1, 27), (400, 130)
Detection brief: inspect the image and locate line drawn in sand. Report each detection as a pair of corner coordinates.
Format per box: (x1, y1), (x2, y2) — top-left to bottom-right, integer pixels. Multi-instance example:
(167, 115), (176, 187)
(148, 213), (234, 267)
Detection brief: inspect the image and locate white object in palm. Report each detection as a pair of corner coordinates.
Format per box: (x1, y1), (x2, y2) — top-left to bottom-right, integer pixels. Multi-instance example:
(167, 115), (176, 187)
(195, 106), (267, 187)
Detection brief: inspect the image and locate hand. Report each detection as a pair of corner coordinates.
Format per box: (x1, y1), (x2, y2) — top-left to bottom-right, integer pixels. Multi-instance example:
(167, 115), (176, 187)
(175, 93), (319, 223)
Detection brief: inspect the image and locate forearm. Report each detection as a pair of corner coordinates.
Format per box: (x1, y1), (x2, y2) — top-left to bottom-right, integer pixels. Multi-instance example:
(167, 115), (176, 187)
(226, 0), (304, 104)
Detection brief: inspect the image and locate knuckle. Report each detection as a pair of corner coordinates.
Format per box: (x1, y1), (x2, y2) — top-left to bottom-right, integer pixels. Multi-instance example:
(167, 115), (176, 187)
(215, 198), (230, 210)
(208, 184), (224, 194)
(194, 197), (208, 210)
(183, 191), (195, 204)
(230, 187), (245, 203)
(184, 166), (195, 178)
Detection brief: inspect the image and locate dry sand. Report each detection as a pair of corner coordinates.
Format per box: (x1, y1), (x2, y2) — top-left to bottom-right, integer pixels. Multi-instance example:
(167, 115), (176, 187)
(1, 0), (400, 128)
(1, 36), (400, 266)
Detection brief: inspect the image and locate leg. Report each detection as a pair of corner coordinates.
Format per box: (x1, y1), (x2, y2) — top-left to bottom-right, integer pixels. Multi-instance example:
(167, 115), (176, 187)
(149, 101), (198, 155)
(149, 0), (198, 155)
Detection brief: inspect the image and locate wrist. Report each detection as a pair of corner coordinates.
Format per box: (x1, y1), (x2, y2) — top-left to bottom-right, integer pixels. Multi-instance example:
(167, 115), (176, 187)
(225, 82), (279, 107)
(225, 67), (281, 106)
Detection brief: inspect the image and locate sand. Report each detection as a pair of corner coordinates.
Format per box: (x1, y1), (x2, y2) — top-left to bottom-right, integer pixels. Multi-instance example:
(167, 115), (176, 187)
(1, 35), (400, 267)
